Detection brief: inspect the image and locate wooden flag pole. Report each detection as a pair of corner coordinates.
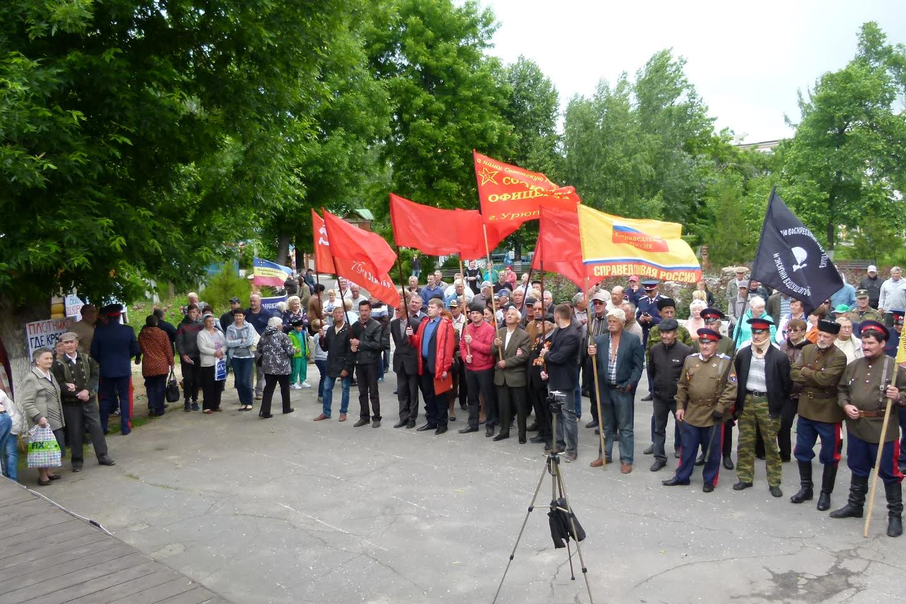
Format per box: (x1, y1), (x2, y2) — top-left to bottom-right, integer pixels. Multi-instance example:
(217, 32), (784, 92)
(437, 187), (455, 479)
(864, 365), (899, 537)
(483, 224), (504, 361)
(586, 276), (607, 468)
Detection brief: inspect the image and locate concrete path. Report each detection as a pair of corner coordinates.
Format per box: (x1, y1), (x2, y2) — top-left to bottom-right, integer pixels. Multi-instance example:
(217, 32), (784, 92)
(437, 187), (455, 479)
(21, 368), (906, 604)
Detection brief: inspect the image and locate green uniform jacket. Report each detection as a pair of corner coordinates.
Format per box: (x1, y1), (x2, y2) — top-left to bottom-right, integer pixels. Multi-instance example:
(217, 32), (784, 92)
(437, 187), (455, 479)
(675, 353), (738, 428)
(791, 344), (847, 423)
(837, 356), (906, 443)
(646, 324), (693, 364)
(491, 327), (531, 388)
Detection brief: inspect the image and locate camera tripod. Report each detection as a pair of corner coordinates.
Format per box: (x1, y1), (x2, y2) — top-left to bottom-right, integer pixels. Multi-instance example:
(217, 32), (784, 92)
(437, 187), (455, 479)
(492, 392), (595, 604)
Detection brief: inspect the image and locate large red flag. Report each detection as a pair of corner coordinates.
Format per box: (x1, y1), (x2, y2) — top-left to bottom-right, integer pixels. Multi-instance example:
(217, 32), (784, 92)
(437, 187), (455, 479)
(311, 209), (334, 273)
(389, 193), (508, 260)
(323, 210), (397, 275)
(474, 150), (580, 228)
(322, 210), (400, 308)
(532, 204), (601, 288)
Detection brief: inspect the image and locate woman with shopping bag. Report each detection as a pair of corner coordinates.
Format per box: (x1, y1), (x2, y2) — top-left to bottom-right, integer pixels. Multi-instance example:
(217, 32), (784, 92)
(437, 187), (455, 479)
(197, 313), (225, 414)
(18, 347), (65, 486)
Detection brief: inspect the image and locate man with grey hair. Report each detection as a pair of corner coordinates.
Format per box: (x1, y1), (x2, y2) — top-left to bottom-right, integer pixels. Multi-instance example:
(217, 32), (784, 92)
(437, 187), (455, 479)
(588, 307), (645, 472)
(621, 302), (643, 340)
(52, 332), (115, 471)
(879, 266), (906, 327)
(71, 304), (98, 354)
(611, 286), (625, 307)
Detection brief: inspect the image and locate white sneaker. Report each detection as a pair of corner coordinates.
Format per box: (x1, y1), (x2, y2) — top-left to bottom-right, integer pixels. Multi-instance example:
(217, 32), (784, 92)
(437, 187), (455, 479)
(300, 381), (311, 388)
(290, 384), (302, 390)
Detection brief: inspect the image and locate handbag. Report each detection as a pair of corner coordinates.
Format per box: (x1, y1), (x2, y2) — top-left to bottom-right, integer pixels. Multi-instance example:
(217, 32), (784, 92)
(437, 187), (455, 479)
(249, 328), (261, 352)
(165, 368), (181, 402)
(27, 425), (62, 468)
(215, 358), (227, 381)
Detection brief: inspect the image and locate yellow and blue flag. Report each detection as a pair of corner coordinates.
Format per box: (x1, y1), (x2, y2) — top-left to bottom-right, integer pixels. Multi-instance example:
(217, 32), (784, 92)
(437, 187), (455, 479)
(576, 205), (701, 283)
(253, 258), (293, 288)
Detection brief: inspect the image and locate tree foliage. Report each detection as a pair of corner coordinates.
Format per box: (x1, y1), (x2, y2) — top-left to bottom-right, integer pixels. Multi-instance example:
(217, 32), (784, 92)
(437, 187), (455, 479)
(781, 21), (906, 251)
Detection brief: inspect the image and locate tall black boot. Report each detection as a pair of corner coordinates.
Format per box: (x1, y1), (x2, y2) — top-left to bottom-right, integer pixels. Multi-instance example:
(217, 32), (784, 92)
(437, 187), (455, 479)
(885, 481), (903, 538)
(789, 461), (813, 504)
(829, 475), (868, 519)
(816, 464), (838, 511)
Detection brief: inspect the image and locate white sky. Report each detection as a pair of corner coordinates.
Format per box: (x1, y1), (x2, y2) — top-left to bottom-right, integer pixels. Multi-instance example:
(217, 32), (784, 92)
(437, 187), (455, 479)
(480, 0), (906, 142)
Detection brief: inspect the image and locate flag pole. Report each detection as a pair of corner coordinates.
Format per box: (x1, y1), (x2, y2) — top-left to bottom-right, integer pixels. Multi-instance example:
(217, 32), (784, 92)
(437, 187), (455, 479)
(864, 365), (899, 537)
(483, 224), (504, 361)
(395, 245), (409, 315)
(585, 275), (607, 469)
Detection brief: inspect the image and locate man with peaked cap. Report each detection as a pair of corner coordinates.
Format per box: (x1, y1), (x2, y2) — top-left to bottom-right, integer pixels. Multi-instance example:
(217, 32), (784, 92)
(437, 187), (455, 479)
(663, 328), (738, 492)
(52, 331), (115, 471)
(90, 304), (140, 435)
(643, 297), (693, 455)
(694, 307), (737, 470)
(850, 289), (882, 334)
(733, 317), (792, 497)
(831, 321), (906, 537)
(583, 290), (612, 429)
(648, 318), (692, 471)
(789, 319), (848, 510)
(637, 280), (664, 402)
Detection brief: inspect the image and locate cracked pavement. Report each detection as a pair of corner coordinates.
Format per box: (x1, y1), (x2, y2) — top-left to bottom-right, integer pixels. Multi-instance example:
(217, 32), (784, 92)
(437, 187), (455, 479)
(32, 370), (906, 604)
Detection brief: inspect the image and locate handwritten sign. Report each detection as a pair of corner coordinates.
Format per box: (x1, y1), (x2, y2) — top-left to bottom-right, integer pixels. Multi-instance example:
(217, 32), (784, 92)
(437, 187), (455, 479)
(25, 318), (73, 360)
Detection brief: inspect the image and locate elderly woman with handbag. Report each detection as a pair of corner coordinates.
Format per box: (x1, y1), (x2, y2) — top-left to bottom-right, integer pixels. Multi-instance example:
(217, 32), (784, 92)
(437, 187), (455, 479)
(138, 314), (175, 416)
(19, 347), (66, 485)
(0, 388), (26, 481)
(257, 316), (296, 418)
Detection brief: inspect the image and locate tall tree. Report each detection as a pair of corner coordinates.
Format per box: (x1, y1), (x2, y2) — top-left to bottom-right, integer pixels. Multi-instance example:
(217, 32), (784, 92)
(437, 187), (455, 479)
(0, 0), (358, 376)
(365, 0), (513, 214)
(781, 22), (906, 252)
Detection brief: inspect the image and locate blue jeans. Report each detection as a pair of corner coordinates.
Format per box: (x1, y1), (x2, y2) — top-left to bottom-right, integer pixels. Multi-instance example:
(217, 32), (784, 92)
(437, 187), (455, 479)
(0, 413), (17, 481)
(554, 388), (578, 455)
(315, 360), (327, 398)
(322, 376), (350, 417)
(599, 384), (635, 464)
(231, 357), (254, 407)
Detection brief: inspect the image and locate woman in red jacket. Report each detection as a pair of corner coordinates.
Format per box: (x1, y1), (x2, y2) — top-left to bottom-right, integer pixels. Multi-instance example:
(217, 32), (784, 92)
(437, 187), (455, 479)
(138, 314), (175, 416)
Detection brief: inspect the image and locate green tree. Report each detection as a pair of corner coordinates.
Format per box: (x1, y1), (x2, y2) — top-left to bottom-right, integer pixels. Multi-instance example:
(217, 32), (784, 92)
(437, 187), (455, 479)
(781, 22), (906, 252)
(0, 0), (359, 372)
(365, 0), (513, 213)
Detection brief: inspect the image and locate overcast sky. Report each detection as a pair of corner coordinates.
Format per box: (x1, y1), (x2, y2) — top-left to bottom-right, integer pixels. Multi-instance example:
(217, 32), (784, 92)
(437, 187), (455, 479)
(479, 0), (906, 142)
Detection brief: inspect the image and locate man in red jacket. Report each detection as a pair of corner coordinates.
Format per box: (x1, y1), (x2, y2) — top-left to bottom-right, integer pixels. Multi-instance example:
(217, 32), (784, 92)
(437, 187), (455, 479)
(408, 297), (455, 435)
(460, 302), (498, 436)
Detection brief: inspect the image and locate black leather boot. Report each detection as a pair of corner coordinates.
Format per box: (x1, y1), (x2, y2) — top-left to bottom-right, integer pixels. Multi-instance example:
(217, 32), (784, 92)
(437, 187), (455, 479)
(789, 461), (813, 504)
(885, 481), (903, 538)
(829, 475), (868, 519)
(816, 464), (838, 511)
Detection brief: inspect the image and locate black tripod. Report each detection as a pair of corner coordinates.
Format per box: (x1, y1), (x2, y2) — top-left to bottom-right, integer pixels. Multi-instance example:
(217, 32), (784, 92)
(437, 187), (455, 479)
(492, 391), (595, 603)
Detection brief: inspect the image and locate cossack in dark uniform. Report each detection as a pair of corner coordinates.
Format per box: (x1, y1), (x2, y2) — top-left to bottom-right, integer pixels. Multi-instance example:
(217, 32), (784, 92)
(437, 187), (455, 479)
(663, 328), (737, 492)
(693, 308), (737, 470)
(789, 320), (848, 510)
(90, 304), (139, 435)
(830, 321), (906, 537)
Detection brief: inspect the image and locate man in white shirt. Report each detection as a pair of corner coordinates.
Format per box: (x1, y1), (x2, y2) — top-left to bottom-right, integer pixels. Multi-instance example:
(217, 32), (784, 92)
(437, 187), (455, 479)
(833, 316), (863, 363)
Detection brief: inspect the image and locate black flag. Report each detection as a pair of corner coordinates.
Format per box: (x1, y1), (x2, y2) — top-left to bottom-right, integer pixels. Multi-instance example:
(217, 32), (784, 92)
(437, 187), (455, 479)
(751, 188), (842, 310)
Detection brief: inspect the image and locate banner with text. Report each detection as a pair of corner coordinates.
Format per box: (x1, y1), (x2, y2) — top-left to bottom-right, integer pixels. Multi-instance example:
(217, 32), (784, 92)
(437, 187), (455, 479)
(26, 318), (74, 360)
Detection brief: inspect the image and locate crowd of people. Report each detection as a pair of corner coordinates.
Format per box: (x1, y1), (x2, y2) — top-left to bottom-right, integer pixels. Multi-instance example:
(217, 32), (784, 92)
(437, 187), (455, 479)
(2, 263), (905, 539)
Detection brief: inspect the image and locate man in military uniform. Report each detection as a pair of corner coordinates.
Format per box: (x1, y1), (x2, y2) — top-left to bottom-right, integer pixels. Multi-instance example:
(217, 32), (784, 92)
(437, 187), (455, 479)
(789, 319), (848, 510)
(663, 328), (738, 492)
(733, 318), (791, 497)
(831, 321), (906, 537)
(637, 280), (664, 402)
(849, 289), (883, 335)
(644, 298), (693, 456)
(694, 308), (737, 470)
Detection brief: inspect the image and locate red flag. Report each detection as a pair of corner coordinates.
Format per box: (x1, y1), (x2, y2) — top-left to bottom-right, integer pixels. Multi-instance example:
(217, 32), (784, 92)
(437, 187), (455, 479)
(323, 210), (397, 275)
(474, 150), (580, 227)
(311, 210), (334, 274)
(389, 193), (508, 260)
(322, 210), (400, 308)
(532, 204), (601, 288)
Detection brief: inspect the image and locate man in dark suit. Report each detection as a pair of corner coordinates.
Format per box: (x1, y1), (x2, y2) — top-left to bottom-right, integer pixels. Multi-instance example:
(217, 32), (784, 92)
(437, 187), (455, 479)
(589, 307), (645, 472)
(391, 299), (423, 428)
(649, 318), (692, 472)
(732, 318), (792, 497)
(90, 304), (140, 435)
(540, 304), (582, 461)
(490, 306), (532, 443)
(409, 297), (455, 435)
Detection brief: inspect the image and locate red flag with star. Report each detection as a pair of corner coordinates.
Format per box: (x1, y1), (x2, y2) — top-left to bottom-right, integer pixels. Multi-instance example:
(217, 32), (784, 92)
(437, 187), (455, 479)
(473, 150), (581, 228)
